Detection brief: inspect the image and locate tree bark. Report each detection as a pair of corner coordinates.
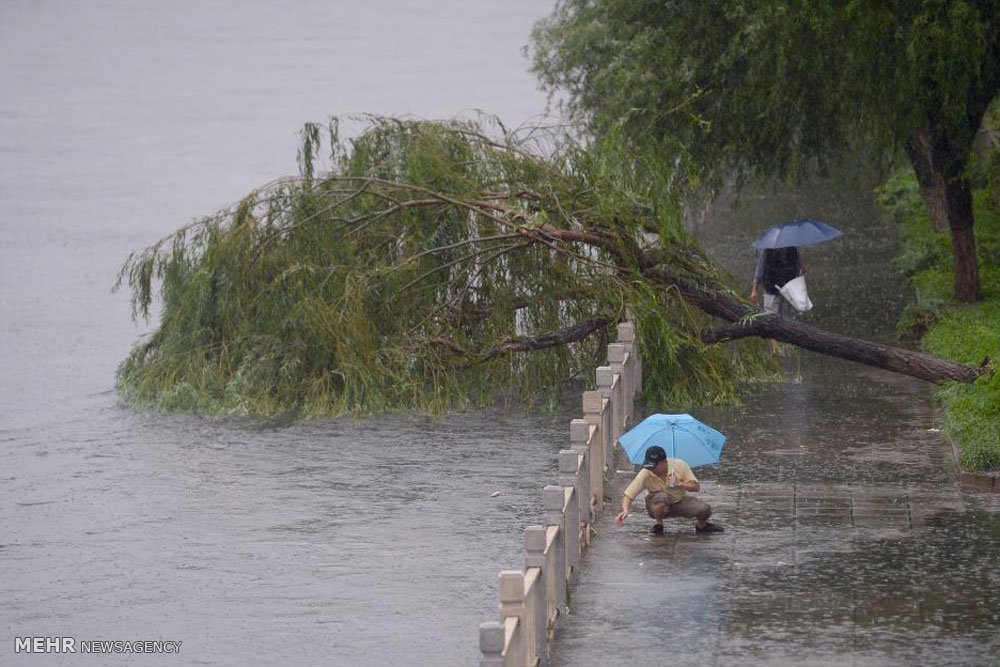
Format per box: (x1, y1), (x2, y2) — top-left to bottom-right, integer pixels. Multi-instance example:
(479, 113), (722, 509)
(904, 128), (948, 232)
(701, 317), (982, 383)
(945, 176), (981, 302)
(643, 266), (986, 384)
(904, 121), (982, 302)
(430, 316), (613, 363)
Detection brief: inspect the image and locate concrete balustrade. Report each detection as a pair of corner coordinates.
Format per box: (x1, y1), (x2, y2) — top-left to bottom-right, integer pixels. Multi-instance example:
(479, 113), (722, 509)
(607, 343), (628, 429)
(524, 528), (547, 661)
(522, 568), (543, 662)
(479, 317), (642, 667)
(500, 572), (529, 667)
(616, 321), (641, 426)
(558, 449), (584, 570)
(544, 524), (561, 628)
(543, 485), (569, 621)
(592, 371), (615, 474)
(479, 622), (503, 666)
(502, 616), (523, 667)
(580, 395), (606, 512)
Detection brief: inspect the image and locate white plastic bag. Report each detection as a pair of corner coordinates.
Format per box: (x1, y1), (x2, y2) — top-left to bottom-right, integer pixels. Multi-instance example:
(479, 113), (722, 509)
(777, 275), (813, 312)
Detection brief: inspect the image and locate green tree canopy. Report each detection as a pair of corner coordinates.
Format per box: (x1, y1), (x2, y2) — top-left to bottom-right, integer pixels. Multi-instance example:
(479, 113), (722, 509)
(531, 0), (1000, 300)
(116, 116), (771, 417)
(117, 116), (986, 418)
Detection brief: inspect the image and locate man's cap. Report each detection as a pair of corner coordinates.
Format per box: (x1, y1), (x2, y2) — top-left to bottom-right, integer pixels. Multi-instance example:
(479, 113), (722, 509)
(642, 445), (667, 469)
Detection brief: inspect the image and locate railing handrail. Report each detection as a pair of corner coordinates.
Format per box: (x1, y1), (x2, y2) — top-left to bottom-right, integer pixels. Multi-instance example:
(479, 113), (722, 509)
(502, 616), (521, 667)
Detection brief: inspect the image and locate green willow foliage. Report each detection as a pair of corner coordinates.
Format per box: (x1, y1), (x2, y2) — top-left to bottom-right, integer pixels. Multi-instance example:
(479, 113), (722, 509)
(531, 0), (1000, 189)
(116, 116), (772, 417)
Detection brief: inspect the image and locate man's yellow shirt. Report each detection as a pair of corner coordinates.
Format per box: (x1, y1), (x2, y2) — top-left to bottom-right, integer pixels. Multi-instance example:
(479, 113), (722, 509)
(623, 458), (698, 504)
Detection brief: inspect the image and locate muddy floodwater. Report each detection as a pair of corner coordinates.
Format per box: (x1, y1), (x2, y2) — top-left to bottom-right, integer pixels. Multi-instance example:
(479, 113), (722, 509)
(549, 182), (1000, 667)
(1, 2), (563, 665)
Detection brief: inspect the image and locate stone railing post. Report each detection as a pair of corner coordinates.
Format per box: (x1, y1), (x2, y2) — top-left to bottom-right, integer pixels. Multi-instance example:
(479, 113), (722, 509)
(623, 311), (642, 394)
(617, 321), (635, 345)
(564, 441), (590, 524)
(543, 485), (567, 621)
(580, 395), (605, 513)
(562, 485), (580, 583)
(525, 526), (548, 662)
(607, 343), (628, 431)
(479, 621), (504, 667)
(573, 447), (591, 529)
(595, 368), (616, 474)
(500, 570), (526, 625)
(499, 571), (527, 666)
(569, 419), (592, 522)
(617, 321), (637, 412)
(559, 449), (584, 571)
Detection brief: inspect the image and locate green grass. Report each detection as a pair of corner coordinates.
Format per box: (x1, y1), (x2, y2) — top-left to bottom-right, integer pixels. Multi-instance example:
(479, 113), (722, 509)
(876, 170), (1000, 472)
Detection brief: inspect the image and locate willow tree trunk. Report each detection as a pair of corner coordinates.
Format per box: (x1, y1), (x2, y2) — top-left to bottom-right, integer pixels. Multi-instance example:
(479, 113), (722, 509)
(904, 128), (949, 233)
(644, 267), (986, 384)
(946, 176), (981, 303)
(904, 125), (981, 302)
(701, 316), (983, 383)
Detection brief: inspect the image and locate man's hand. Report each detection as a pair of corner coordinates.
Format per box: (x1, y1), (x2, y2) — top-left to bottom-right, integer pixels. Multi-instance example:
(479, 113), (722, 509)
(750, 284), (759, 304)
(617, 495), (634, 525)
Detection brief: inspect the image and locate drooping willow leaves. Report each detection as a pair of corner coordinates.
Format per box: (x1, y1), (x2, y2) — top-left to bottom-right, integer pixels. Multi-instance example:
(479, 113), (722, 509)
(116, 115), (773, 417)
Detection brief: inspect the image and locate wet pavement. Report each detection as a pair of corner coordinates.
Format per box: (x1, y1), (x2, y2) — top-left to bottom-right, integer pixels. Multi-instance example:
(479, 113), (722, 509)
(550, 182), (1000, 666)
(550, 362), (1000, 667)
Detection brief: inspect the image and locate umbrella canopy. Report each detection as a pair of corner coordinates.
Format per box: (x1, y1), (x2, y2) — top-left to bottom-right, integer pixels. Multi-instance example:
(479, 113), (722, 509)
(751, 218), (843, 249)
(619, 413), (727, 469)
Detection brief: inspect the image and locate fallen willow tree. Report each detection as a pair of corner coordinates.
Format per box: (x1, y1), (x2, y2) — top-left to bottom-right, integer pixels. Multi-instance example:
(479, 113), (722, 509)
(116, 116), (986, 417)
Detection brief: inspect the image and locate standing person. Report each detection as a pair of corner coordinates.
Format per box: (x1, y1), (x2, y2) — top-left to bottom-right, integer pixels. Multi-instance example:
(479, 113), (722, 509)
(615, 446), (724, 534)
(750, 246), (803, 352)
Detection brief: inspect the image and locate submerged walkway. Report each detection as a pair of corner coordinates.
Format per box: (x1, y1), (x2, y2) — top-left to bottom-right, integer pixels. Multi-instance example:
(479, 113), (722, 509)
(549, 360), (1000, 667)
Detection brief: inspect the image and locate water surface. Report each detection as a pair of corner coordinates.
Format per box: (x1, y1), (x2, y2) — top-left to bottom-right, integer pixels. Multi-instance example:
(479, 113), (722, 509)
(1, 2), (562, 665)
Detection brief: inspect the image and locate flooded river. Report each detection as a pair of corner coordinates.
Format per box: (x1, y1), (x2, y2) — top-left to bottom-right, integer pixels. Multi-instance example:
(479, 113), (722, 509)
(1, 2), (563, 665)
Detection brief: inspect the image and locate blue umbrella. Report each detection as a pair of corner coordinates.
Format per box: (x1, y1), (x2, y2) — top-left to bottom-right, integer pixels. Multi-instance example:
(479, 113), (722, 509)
(619, 413), (727, 469)
(751, 218), (843, 249)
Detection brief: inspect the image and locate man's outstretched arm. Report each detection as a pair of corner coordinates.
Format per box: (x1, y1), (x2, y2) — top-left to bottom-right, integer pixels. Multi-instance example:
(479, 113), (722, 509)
(615, 494), (634, 524)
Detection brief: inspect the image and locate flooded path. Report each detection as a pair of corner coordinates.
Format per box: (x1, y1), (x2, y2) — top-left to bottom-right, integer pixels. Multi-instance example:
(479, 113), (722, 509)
(550, 182), (1000, 666)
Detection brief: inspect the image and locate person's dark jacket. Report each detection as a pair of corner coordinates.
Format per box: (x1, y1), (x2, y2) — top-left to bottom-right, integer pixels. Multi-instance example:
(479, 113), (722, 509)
(760, 247), (801, 295)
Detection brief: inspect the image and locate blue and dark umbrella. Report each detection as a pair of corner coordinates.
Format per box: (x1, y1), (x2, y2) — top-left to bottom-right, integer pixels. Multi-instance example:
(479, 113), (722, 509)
(751, 218), (843, 249)
(619, 413), (727, 469)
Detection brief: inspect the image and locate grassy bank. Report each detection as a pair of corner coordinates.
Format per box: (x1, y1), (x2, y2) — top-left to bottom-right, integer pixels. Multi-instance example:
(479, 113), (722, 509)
(875, 170), (1000, 472)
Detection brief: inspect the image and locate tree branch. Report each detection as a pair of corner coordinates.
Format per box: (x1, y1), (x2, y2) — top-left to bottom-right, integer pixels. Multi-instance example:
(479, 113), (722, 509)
(430, 316), (613, 364)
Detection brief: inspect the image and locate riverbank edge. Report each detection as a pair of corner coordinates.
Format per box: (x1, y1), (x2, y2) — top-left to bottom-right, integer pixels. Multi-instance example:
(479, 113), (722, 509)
(948, 434), (1000, 493)
(874, 168), (999, 474)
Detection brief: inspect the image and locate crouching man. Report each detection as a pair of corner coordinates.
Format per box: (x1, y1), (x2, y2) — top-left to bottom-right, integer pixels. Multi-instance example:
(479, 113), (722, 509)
(615, 445), (724, 534)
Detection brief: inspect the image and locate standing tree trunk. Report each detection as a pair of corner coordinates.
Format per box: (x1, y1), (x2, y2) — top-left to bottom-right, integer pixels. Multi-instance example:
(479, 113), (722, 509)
(903, 125), (981, 302)
(945, 175), (981, 302)
(904, 128), (949, 233)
